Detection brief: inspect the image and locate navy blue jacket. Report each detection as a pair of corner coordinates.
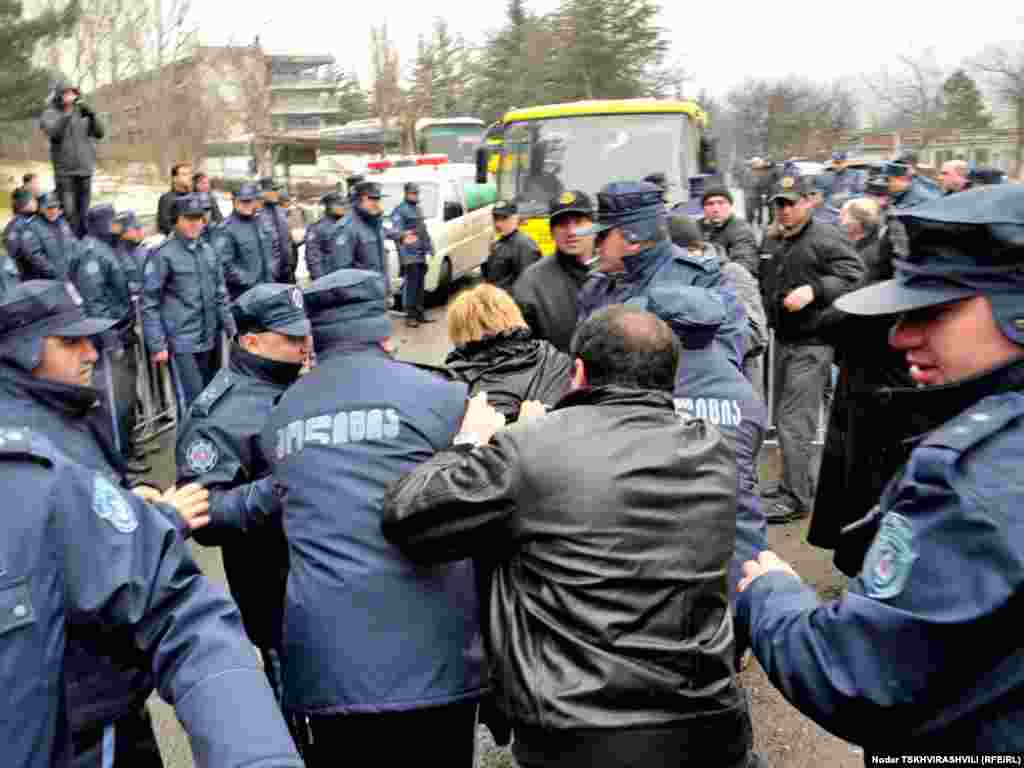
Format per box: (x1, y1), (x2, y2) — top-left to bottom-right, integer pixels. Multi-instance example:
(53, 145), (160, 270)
(142, 234), (236, 355)
(578, 238), (749, 368)
(117, 240), (148, 298)
(260, 344), (484, 714)
(20, 215), (76, 281)
(0, 430), (303, 768)
(304, 214), (345, 280)
(263, 202), (292, 280)
(737, 359), (1024, 753)
(389, 200), (433, 266)
(176, 346), (300, 652)
(5, 214), (34, 280)
(334, 207), (387, 274)
(77, 208), (133, 327)
(215, 213), (275, 300)
(891, 176), (942, 210)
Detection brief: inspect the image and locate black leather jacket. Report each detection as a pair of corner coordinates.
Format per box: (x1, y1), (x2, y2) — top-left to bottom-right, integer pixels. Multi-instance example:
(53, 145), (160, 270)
(383, 386), (748, 733)
(445, 328), (572, 421)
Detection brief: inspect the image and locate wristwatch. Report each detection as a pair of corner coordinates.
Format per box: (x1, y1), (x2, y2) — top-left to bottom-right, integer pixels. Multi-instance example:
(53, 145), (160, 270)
(452, 431), (482, 448)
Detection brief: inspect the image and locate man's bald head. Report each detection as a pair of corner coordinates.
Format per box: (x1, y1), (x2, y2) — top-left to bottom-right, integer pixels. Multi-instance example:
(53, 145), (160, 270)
(570, 305), (680, 392)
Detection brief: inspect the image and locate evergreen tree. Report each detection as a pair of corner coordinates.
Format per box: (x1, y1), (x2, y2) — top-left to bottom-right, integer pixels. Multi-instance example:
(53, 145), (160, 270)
(332, 69), (370, 124)
(0, 0), (80, 120)
(942, 69), (993, 130)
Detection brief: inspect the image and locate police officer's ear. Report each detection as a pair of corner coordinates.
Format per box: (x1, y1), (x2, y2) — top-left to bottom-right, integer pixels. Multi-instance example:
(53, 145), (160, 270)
(570, 358), (587, 391)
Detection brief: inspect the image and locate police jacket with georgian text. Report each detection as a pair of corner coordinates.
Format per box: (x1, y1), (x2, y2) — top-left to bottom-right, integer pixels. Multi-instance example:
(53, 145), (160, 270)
(260, 343), (484, 714)
(382, 386), (748, 733)
(0, 431), (303, 768)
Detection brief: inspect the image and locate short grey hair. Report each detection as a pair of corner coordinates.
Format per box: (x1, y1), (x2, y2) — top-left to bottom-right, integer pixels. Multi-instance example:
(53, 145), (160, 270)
(841, 197), (881, 231)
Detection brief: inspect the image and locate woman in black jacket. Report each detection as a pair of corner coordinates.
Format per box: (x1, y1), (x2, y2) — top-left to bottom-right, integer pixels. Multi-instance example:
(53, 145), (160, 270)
(446, 284), (573, 422)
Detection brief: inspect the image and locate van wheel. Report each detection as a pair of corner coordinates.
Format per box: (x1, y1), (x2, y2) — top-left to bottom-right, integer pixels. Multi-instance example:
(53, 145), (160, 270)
(426, 257), (452, 306)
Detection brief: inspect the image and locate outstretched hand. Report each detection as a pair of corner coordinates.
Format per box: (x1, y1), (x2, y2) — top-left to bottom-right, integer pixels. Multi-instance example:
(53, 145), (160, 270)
(737, 551), (800, 593)
(162, 482), (210, 531)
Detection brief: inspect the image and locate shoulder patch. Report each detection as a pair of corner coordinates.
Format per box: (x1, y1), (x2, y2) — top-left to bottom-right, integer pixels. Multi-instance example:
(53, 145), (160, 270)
(922, 393), (1024, 453)
(85, 259), (100, 275)
(862, 512), (917, 600)
(0, 427), (52, 466)
(93, 474), (138, 533)
(189, 370), (236, 417)
(185, 438), (219, 474)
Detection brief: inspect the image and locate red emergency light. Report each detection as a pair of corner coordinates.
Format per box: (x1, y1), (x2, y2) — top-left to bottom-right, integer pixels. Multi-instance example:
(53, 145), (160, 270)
(366, 160), (392, 172)
(416, 154), (448, 166)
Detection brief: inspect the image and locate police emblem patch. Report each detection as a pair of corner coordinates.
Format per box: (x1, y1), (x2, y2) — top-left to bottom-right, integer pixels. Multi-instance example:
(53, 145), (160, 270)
(558, 191), (576, 205)
(85, 260), (100, 275)
(862, 512), (917, 600)
(93, 475), (138, 534)
(290, 287), (303, 308)
(186, 438), (219, 474)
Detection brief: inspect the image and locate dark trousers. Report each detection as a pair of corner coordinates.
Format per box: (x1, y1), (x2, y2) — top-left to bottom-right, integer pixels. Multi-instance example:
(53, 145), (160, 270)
(403, 262), (427, 317)
(169, 348), (219, 416)
(773, 342), (833, 514)
(300, 701), (477, 767)
(97, 333), (140, 460)
(56, 175), (92, 238)
(71, 706), (163, 768)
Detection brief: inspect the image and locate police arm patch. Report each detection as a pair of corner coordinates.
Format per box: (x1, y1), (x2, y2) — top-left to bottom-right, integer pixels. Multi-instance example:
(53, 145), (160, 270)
(862, 512), (918, 600)
(94, 475), (138, 534)
(186, 438), (219, 474)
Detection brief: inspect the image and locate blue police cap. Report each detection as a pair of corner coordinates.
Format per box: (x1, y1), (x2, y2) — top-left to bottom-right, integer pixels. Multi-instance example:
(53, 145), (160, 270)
(832, 151), (848, 162)
(353, 181), (385, 200)
(321, 191), (344, 207)
(235, 182), (261, 202)
(114, 210), (139, 230)
(836, 185), (1024, 343)
(174, 193), (205, 218)
(880, 162), (912, 178)
(40, 191), (61, 209)
(302, 269), (391, 342)
(968, 167), (1006, 186)
(628, 283), (727, 350)
(577, 181), (666, 238)
(195, 192), (213, 211)
(232, 283), (311, 338)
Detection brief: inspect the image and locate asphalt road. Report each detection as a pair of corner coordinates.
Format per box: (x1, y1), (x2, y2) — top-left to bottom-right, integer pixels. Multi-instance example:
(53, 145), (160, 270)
(148, 276), (860, 768)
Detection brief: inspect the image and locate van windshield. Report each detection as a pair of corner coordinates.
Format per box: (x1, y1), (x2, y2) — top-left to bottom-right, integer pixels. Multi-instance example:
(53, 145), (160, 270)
(377, 182), (440, 220)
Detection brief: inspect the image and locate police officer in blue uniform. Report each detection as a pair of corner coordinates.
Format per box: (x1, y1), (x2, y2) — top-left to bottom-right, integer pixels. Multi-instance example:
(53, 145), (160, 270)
(304, 192), (346, 281)
(390, 182), (434, 326)
(176, 283), (310, 701)
(260, 177), (293, 282)
(736, 185), (1024, 757)
(77, 204), (147, 469)
(881, 161), (941, 210)
(216, 182), (276, 300)
(5, 186), (37, 281)
(0, 431), (304, 768)
(21, 191), (77, 281)
(334, 181), (387, 275)
(260, 269), (483, 766)
(113, 210), (147, 298)
(142, 193), (237, 415)
(577, 180), (749, 369)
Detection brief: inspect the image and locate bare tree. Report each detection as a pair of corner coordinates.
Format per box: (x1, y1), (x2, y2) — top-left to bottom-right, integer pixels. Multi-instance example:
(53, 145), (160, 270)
(865, 50), (947, 153)
(972, 43), (1024, 175)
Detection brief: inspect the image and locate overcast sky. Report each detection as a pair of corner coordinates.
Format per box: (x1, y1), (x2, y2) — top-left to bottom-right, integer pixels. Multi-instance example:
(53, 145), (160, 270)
(191, 0), (1024, 101)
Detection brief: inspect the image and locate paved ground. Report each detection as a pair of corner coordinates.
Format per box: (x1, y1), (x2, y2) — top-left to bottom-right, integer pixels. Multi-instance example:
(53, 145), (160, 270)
(146, 279), (861, 767)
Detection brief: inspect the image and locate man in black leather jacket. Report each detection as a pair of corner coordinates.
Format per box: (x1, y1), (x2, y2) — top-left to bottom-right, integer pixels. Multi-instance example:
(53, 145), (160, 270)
(383, 304), (756, 768)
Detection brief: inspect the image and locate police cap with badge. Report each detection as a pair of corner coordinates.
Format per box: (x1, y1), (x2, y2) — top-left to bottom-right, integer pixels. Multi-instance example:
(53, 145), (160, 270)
(492, 199), (518, 218)
(321, 191), (345, 208)
(770, 174), (815, 204)
(232, 283), (311, 339)
(836, 185), (1024, 346)
(39, 191), (61, 210)
(235, 182), (261, 202)
(352, 181), (384, 201)
(303, 269), (391, 344)
(0, 280), (117, 371)
(174, 193), (206, 219)
(549, 190), (594, 226)
(576, 181), (666, 241)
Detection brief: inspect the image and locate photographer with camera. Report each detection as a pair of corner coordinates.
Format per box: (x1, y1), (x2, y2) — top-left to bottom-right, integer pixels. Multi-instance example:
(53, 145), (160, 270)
(39, 79), (104, 238)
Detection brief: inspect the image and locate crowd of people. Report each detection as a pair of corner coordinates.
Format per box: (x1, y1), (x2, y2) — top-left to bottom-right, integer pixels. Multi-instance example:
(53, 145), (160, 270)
(1, 82), (1022, 768)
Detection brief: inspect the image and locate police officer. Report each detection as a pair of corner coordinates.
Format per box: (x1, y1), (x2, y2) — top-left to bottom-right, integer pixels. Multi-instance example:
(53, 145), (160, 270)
(0, 431), (304, 768)
(143, 194), (237, 415)
(195, 191), (218, 244)
(77, 204), (147, 470)
(216, 182), (276, 300)
(345, 173), (364, 205)
(334, 181), (388, 274)
(880, 161), (941, 210)
(484, 199), (541, 291)
(260, 269), (483, 766)
(305, 192), (346, 281)
(261, 177), (293, 282)
(577, 181), (749, 371)
(114, 210), (147, 298)
(390, 182), (434, 326)
(5, 186), (38, 281)
(20, 191), (77, 282)
(737, 185), (1024, 757)
(176, 283), (310, 701)
(0, 280), (217, 766)
(826, 151), (866, 205)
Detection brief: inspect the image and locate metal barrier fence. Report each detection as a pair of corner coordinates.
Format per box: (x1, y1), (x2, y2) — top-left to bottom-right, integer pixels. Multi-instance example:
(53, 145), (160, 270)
(761, 329), (831, 448)
(132, 297), (178, 447)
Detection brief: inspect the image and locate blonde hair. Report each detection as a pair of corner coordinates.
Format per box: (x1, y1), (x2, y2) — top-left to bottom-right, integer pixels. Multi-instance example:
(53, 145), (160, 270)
(841, 197), (881, 230)
(447, 283), (528, 347)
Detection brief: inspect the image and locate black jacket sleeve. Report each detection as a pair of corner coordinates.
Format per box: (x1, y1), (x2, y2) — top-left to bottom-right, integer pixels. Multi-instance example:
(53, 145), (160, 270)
(157, 193), (176, 236)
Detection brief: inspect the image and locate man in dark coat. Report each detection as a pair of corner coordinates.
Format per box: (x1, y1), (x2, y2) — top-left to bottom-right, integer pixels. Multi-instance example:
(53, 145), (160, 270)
(699, 186), (759, 275)
(215, 182), (276, 300)
(156, 162), (193, 236)
(484, 199), (541, 291)
(305, 192), (347, 280)
(39, 79), (104, 238)
(22, 192), (77, 282)
(513, 190), (595, 353)
(333, 181), (388, 275)
(193, 171), (224, 226)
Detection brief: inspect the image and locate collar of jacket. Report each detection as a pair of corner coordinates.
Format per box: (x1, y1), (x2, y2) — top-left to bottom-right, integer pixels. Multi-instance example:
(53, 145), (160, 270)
(497, 229), (521, 243)
(553, 384), (676, 413)
(854, 227), (880, 253)
(355, 205), (382, 226)
(878, 355), (1024, 442)
(555, 249), (592, 281)
(314, 338), (390, 363)
(622, 238), (673, 285)
(447, 327), (535, 362)
(0, 363), (101, 418)
(229, 343), (303, 388)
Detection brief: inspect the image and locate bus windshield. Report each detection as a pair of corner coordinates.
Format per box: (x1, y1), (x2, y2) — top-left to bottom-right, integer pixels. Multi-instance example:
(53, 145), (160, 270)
(419, 124), (485, 163)
(497, 113), (695, 216)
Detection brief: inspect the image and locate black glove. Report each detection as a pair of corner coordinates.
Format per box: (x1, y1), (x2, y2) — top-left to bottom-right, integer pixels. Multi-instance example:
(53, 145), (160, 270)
(478, 693), (512, 747)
